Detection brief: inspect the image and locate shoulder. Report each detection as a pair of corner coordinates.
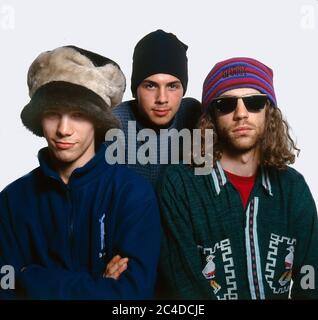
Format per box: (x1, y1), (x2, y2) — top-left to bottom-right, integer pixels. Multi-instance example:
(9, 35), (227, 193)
(112, 100), (137, 132)
(158, 163), (201, 194)
(1, 167), (41, 195)
(175, 97), (202, 129)
(178, 97), (201, 114)
(164, 163), (195, 180)
(180, 97), (201, 108)
(103, 162), (157, 201)
(273, 167), (317, 222)
(112, 100), (135, 118)
(271, 166), (307, 187)
(102, 163), (161, 224)
(269, 166), (315, 207)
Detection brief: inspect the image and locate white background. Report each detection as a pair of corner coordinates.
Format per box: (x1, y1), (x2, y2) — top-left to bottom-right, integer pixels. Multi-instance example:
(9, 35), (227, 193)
(0, 0), (317, 205)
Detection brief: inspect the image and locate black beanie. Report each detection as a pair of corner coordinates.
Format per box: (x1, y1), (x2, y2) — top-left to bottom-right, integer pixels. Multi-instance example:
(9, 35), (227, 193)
(131, 29), (188, 96)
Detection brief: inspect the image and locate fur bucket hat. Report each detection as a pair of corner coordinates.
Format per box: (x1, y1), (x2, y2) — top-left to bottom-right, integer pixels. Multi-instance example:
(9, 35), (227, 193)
(21, 45), (126, 136)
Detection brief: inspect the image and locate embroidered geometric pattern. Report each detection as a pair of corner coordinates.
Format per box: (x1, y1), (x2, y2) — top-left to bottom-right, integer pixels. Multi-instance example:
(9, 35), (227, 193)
(265, 233), (296, 294)
(198, 238), (238, 300)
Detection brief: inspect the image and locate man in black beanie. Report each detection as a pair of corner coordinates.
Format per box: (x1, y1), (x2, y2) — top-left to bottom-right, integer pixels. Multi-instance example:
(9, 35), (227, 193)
(112, 29), (201, 188)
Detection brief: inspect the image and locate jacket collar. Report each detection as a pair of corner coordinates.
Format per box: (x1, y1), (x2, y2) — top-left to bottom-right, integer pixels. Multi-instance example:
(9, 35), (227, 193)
(210, 161), (273, 196)
(38, 144), (107, 188)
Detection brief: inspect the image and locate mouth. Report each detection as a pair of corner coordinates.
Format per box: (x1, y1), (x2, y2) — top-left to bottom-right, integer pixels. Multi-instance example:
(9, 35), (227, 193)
(232, 126), (253, 134)
(54, 141), (76, 150)
(152, 108), (171, 117)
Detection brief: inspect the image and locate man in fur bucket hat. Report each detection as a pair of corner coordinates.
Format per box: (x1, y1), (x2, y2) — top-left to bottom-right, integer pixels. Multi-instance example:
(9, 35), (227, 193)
(0, 46), (161, 299)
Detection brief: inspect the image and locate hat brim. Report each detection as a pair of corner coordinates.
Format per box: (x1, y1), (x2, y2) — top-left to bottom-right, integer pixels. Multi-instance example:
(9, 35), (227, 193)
(21, 81), (120, 137)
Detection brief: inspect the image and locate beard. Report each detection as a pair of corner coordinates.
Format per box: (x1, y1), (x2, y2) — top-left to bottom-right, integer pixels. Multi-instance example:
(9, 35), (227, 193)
(217, 123), (265, 155)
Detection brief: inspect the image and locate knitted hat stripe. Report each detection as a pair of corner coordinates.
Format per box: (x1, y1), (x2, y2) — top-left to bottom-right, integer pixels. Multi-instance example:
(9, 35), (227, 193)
(209, 58), (272, 78)
(203, 62), (273, 88)
(203, 74), (275, 105)
(203, 72), (273, 103)
(202, 57), (277, 109)
(203, 69), (274, 101)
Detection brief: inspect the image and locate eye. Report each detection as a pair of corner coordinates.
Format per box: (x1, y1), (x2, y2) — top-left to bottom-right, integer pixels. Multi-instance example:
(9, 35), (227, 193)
(143, 82), (155, 89)
(168, 83), (181, 90)
(43, 111), (59, 119)
(71, 112), (86, 120)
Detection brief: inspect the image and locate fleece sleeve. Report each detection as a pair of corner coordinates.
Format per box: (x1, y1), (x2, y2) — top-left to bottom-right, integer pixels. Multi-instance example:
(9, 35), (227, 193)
(0, 193), (22, 300)
(157, 170), (212, 299)
(0, 184), (161, 300)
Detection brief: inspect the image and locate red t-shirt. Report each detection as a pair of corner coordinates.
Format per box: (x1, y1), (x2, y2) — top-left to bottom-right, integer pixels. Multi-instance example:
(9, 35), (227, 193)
(224, 170), (256, 209)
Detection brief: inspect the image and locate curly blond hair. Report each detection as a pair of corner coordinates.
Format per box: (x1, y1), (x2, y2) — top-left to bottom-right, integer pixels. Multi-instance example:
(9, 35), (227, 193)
(195, 105), (299, 169)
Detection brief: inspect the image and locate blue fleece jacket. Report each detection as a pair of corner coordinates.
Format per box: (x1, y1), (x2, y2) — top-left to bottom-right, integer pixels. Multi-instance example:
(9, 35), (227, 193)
(0, 144), (161, 299)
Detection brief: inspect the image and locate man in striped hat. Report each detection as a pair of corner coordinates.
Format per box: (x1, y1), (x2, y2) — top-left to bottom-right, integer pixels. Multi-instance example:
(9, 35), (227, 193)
(157, 57), (318, 299)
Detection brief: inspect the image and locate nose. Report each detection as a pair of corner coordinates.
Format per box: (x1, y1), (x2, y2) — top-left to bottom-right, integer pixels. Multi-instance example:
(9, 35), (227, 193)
(155, 87), (168, 105)
(56, 115), (73, 137)
(233, 98), (249, 121)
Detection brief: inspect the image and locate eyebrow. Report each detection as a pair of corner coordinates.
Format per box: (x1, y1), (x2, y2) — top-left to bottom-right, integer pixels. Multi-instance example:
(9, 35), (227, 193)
(141, 80), (182, 86)
(167, 81), (182, 85)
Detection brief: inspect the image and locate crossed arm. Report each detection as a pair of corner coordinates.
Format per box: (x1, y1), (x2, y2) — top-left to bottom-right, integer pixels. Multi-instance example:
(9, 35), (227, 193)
(104, 255), (129, 280)
(0, 187), (161, 299)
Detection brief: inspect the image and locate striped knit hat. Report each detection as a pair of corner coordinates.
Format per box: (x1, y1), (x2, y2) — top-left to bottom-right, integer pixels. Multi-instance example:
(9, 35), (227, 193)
(202, 57), (277, 110)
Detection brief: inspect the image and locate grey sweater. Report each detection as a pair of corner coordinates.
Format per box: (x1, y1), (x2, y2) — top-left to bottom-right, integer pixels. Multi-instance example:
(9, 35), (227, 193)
(111, 98), (201, 189)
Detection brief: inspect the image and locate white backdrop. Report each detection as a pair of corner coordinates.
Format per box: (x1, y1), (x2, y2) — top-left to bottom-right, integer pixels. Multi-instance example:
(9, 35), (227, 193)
(0, 0), (317, 205)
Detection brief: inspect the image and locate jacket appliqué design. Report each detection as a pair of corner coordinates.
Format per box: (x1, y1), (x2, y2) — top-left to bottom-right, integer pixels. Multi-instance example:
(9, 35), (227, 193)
(99, 213), (106, 258)
(202, 255), (221, 294)
(265, 233), (296, 294)
(198, 238), (238, 300)
(278, 245), (294, 286)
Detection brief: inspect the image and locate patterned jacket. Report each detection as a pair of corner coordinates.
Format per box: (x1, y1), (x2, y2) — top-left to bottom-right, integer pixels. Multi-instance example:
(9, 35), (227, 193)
(158, 162), (318, 299)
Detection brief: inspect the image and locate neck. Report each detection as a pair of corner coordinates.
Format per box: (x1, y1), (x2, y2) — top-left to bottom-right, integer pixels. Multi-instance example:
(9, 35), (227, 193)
(49, 144), (95, 184)
(57, 163), (79, 185)
(220, 148), (260, 177)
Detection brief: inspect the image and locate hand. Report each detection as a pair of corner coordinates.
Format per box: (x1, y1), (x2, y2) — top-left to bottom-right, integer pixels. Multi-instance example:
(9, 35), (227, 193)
(103, 255), (129, 280)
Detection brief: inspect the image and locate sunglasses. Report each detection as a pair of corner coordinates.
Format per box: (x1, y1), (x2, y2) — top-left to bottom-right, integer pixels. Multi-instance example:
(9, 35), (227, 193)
(209, 94), (269, 114)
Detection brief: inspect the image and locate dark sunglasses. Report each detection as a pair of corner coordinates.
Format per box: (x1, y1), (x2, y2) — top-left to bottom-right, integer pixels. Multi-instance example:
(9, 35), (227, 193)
(209, 94), (269, 114)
